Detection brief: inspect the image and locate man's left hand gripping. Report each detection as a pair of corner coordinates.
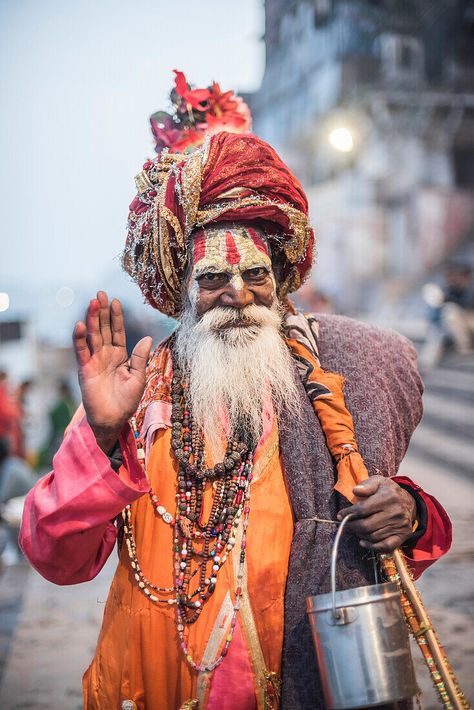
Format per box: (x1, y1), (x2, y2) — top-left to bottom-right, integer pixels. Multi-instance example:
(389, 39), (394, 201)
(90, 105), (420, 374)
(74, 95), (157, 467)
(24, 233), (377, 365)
(338, 476), (417, 553)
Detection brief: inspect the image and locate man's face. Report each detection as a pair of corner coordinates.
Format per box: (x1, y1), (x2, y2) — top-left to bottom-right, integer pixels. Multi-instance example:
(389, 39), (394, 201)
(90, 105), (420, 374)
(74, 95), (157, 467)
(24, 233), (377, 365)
(187, 225), (276, 317)
(177, 224), (299, 456)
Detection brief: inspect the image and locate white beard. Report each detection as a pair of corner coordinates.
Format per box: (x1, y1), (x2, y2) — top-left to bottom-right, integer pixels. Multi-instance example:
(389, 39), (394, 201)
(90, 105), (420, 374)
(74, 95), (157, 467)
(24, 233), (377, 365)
(174, 301), (301, 459)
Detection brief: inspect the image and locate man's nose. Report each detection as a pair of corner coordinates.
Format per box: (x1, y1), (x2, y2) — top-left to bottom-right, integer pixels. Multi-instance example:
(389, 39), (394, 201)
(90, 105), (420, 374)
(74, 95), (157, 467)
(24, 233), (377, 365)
(220, 283), (254, 309)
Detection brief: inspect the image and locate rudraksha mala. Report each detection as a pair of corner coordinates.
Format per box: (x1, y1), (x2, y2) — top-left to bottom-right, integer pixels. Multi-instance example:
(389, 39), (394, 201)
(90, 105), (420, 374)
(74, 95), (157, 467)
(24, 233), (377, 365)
(122, 352), (255, 672)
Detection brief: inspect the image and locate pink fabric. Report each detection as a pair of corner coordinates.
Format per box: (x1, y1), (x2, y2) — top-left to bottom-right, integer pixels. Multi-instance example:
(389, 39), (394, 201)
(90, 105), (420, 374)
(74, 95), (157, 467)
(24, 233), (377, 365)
(19, 416), (149, 585)
(141, 399), (172, 463)
(208, 621), (257, 710)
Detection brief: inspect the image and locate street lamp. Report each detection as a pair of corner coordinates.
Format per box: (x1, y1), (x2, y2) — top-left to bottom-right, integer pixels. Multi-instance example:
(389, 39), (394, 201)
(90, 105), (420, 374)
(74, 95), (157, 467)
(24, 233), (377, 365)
(0, 292), (9, 312)
(329, 127), (354, 153)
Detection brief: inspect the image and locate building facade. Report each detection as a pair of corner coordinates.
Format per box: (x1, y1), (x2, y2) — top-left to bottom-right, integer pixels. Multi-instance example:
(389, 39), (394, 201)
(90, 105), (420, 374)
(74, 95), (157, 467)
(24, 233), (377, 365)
(246, 0), (474, 314)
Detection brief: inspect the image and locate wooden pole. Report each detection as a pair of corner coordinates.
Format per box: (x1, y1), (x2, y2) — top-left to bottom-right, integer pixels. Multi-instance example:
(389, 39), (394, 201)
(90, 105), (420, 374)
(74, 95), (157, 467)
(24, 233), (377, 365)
(381, 551), (469, 710)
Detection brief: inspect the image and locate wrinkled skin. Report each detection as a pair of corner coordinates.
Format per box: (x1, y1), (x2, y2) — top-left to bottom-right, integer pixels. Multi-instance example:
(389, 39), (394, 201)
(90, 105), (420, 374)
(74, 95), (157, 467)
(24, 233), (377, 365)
(194, 265), (274, 315)
(339, 476), (417, 552)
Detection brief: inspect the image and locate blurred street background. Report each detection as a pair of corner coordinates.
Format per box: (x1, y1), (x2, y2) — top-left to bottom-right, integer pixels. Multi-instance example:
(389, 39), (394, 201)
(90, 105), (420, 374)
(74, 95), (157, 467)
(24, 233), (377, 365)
(1, 0), (473, 708)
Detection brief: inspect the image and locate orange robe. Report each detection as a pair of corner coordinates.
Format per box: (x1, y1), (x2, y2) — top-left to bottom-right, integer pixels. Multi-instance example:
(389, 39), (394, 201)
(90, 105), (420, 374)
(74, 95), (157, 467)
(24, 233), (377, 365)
(83, 422), (294, 709)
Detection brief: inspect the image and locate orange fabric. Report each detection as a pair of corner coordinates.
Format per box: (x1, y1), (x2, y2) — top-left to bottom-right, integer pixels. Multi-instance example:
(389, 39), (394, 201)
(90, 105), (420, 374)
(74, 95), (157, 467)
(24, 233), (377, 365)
(83, 423), (293, 709)
(245, 425), (294, 676)
(287, 338), (369, 501)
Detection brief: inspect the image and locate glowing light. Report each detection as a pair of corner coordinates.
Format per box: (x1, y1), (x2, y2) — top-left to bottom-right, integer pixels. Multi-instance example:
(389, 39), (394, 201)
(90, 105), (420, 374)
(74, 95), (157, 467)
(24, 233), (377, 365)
(329, 127), (354, 153)
(422, 283), (444, 309)
(55, 286), (75, 308)
(0, 292), (9, 312)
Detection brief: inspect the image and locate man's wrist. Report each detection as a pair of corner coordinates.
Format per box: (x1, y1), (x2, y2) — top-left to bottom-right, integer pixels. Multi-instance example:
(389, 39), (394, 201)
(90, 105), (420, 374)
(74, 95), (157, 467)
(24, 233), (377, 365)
(396, 482), (428, 547)
(406, 489), (417, 525)
(99, 438), (120, 455)
(94, 434), (120, 455)
(89, 423), (123, 455)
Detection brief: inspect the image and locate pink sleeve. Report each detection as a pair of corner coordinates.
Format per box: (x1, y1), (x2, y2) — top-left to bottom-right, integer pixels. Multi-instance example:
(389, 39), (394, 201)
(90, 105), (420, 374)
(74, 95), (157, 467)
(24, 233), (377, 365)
(19, 416), (150, 585)
(392, 475), (452, 580)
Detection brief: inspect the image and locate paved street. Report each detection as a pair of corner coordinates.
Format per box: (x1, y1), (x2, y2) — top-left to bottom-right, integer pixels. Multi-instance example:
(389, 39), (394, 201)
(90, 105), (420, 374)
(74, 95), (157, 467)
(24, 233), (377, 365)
(0, 353), (472, 709)
(400, 353), (474, 709)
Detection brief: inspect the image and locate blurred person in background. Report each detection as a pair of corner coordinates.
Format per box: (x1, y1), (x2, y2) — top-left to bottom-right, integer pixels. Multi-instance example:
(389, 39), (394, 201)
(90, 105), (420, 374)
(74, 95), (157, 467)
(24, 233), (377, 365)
(421, 262), (474, 369)
(19, 72), (451, 710)
(0, 437), (36, 560)
(0, 372), (11, 443)
(0, 437), (35, 506)
(441, 263), (474, 354)
(11, 379), (34, 459)
(37, 380), (76, 470)
(0, 370), (23, 457)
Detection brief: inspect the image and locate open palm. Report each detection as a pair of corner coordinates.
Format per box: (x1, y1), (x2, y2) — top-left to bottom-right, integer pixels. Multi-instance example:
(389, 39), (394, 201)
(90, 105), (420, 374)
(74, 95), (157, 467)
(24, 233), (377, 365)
(73, 291), (152, 450)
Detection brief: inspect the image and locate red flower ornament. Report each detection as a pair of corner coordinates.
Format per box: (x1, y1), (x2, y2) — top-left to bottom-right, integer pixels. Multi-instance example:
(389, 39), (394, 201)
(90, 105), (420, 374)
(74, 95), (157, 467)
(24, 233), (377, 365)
(149, 70), (252, 155)
(173, 70), (210, 112)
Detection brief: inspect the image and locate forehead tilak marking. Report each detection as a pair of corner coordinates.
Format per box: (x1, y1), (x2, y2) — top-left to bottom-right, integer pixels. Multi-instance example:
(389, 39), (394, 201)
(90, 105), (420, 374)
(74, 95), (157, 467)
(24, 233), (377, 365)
(187, 226), (276, 301)
(190, 226), (272, 276)
(225, 231), (241, 265)
(247, 226), (270, 257)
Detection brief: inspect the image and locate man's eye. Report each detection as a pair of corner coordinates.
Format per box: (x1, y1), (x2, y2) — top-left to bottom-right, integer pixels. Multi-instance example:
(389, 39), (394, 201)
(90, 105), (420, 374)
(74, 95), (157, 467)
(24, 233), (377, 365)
(244, 267), (268, 280)
(197, 272), (228, 286)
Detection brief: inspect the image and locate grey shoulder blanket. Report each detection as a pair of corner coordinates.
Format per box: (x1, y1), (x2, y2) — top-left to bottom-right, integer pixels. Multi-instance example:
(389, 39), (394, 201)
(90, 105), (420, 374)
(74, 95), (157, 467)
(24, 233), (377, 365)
(280, 313), (423, 709)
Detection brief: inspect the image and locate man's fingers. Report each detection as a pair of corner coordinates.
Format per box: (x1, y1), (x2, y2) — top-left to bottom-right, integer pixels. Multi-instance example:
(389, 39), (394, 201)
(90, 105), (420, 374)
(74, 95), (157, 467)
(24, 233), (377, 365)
(351, 519), (402, 543)
(110, 299), (127, 348)
(86, 299), (103, 353)
(129, 337), (153, 376)
(97, 291), (112, 345)
(73, 321), (91, 366)
(366, 524), (402, 543)
(338, 476), (389, 521)
(338, 495), (384, 521)
(345, 511), (392, 537)
(359, 535), (402, 553)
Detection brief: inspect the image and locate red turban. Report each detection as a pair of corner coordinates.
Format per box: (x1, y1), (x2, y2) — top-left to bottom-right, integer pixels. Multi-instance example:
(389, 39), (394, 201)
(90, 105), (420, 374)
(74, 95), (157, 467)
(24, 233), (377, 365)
(123, 131), (314, 317)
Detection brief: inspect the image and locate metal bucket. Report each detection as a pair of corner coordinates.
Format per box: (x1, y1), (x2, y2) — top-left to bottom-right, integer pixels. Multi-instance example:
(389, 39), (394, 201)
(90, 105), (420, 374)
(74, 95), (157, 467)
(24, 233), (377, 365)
(306, 516), (418, 709)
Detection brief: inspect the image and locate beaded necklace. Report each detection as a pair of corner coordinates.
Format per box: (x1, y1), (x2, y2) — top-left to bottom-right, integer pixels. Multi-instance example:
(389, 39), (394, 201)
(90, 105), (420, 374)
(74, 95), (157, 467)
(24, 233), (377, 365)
(122, 355), (255, 672)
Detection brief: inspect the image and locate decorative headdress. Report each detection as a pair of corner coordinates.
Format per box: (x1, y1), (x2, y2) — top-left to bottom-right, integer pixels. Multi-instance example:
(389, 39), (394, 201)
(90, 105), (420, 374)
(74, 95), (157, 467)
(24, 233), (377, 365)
(123, 71), (314, 317)
(150, 69), (252, 154)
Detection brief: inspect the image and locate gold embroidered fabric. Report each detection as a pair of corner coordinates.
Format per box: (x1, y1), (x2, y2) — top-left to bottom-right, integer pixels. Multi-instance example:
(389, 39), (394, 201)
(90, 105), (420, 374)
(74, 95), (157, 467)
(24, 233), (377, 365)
(122, 132), (315, 317)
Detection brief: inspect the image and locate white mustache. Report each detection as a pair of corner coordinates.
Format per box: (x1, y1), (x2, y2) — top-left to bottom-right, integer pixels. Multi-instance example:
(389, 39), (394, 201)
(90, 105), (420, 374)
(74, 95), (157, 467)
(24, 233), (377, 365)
(196, 304), (281, 333)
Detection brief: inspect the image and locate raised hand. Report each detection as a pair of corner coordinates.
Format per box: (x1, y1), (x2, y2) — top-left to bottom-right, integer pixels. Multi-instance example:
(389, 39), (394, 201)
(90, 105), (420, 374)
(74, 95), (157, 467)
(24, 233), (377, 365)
(72, 291), (152, 452)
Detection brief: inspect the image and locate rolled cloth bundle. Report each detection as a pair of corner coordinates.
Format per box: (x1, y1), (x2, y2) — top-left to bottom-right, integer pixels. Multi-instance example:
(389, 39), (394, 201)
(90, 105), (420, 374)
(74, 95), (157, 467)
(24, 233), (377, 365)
(122, 131), (314, 317)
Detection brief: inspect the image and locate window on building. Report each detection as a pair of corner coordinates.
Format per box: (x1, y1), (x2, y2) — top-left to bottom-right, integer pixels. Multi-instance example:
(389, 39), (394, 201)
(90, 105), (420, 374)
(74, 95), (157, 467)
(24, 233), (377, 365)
(453, 147), (474, 188)
(380, 33), (424, 80)
(0, 321), (23, 343)
(400, 41), (414, 68)
(314, 0), (332, 28)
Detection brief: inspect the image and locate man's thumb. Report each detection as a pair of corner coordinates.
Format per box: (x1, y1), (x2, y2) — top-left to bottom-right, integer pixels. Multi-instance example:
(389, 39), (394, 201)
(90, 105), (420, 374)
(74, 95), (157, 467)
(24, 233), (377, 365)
(352, 476), (380, 497)
(129, 336), (153, 374)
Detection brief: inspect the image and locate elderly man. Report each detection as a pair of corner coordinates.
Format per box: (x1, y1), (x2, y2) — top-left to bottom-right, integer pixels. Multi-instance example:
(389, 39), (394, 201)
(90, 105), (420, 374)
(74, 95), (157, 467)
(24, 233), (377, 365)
(21, 121), (450, 709)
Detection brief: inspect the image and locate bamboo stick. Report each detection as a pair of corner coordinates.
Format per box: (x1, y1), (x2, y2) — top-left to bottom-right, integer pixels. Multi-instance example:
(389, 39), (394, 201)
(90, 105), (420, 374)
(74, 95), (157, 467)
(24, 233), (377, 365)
(381, 551), (470, 710)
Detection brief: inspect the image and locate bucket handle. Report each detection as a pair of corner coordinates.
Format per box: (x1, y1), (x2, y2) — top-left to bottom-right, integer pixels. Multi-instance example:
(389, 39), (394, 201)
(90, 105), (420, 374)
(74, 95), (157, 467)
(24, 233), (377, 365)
(330, 513), (354, 620)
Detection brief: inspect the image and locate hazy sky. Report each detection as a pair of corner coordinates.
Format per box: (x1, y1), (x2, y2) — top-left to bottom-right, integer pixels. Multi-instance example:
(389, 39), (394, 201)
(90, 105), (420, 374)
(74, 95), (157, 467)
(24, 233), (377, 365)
(0, 0), (264, 337)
